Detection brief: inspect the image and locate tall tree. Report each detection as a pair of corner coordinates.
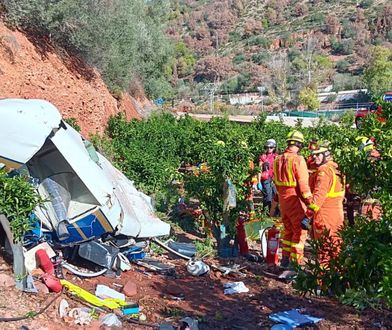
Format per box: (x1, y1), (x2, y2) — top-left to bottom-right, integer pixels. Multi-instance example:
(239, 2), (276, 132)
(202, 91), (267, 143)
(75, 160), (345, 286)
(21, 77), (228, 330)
(363, 46), (392, 96)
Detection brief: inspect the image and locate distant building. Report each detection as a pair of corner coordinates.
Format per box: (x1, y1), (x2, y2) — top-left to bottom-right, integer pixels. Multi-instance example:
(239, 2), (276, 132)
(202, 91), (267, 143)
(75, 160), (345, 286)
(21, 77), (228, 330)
(318, 89), (368, 103)
(228, 92), (262, 105)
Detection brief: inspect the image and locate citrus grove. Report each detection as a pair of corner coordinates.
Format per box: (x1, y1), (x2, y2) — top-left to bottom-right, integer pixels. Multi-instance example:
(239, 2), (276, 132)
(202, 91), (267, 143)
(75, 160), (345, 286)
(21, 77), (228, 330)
(82, 99), (389, 309)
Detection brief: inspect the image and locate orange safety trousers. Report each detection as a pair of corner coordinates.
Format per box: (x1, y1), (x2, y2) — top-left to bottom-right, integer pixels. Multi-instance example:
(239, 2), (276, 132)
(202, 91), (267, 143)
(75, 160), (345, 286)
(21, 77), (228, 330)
(277, 187), (307, 263)
(274, 150), (311, 264)
(309, 162), (344, 266)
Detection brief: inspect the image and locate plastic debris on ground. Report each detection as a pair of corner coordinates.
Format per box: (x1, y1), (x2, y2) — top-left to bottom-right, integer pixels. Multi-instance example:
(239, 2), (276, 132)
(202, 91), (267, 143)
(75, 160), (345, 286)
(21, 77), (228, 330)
(269, 309), (323, 328)
(133, 258), (176, 276)
(95, 284), (125, 301)
(180, 317), (199, 330)
(58, 299), (69, 318)
(223, 281), (249, 295)
(167, 241), (196, 258)
(211, 264), (246, 276)
(186, 259), (210, 276)
(121, 303), (140, 315)
(60, 280), (128, 309)
(25, 274), (38, 293)
(24, 242), (56, 272)
(159, 322), (176, 330)
(270, 324), (294, 330)
(68, 307), (92, 325)
(101, 313), (122, 327)
(278, 270), (297, 281)
(124, 246), (146, 261)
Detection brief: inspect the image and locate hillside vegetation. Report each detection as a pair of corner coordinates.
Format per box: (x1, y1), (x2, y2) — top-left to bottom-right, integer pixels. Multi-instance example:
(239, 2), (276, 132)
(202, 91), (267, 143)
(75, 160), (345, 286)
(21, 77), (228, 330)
(168, 0), (392, 106)
(1, 0), (391, 109)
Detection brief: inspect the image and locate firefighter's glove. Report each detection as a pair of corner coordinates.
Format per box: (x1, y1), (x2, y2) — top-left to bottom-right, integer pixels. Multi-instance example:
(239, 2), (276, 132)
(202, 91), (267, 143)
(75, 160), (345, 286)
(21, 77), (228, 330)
(301, 217), (313, 231)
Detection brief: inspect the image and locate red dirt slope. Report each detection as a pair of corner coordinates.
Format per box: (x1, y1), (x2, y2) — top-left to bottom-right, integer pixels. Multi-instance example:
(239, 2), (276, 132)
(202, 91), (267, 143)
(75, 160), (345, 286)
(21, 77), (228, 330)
(0, 22), (142, 137)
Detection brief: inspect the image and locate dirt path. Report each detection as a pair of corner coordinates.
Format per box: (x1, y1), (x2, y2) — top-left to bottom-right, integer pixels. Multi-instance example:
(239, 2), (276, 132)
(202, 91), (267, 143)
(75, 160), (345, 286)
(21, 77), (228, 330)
(1, 252), (391, 330)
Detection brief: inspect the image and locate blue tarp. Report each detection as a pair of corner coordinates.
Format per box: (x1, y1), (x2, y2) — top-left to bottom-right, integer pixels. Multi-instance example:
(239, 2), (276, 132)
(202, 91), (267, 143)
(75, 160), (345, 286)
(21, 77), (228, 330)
(269, 309), (323, 327)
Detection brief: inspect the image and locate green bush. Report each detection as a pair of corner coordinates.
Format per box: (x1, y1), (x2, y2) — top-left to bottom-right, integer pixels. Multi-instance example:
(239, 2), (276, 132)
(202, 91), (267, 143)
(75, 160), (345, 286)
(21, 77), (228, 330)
(331, 38), (354, 55)
(336, 59), (350, 73)
(0, 170), (43, 242)
(2, 0), (174, 99)
(251, 52), (271, 65)
(295, 101), (392, 309)
(245, 35), (271, 48)
(387, 30), (392, 43)
(341, 19), (356, 39)
(228, 31), (242, 43)
(232, 53), (246, 65)
(360, 0), (374, 9)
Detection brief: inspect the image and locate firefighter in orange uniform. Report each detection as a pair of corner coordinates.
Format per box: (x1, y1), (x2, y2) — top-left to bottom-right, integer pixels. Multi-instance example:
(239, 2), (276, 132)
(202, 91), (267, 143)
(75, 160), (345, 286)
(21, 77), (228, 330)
(305, 143), (345, 265)
(273, 130), (312, 268)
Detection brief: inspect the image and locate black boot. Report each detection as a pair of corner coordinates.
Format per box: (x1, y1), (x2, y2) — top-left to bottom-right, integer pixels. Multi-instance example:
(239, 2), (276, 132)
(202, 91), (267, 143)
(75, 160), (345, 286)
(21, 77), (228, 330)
(280, 256), (290, 269)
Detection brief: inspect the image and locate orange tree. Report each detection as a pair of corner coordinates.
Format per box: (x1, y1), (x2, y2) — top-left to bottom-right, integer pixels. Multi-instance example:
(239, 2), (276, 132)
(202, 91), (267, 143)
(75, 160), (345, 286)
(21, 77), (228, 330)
(295, 101), (392, 309)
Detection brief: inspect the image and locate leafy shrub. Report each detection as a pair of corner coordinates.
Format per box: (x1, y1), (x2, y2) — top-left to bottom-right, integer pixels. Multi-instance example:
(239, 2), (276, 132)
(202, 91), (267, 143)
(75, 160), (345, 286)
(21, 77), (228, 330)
(228, 31), (242, 43)
(341, 19), (356, 39)
(232, 53), (246, 65)
(331, 38), (354, 55)
(261, 18), (269, 30)
(333, 73), (363, 91)
(309, 12), (325, 24)
(387, 30), (392, 43)
(245, 36), (271, 48)
(0, 170), (43, 242)
(336, 59), (350, 73)
(64, 117), (81, 132)
(295, 101), (392, 308)
(251, 52), (271, 65)
(2, 0), (174, 99)
(360, 0), (374, 9)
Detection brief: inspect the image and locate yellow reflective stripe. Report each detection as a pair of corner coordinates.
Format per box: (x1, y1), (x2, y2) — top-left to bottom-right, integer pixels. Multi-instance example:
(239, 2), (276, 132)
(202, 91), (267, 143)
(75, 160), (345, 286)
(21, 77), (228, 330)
(302, 192), (312, 199)
(273, 157), (297, 187)
(326, 167), (345, 198)
(327, 191), (345, 197)
(291, 242), (304, 249)
(287, 157), (295, 185)
(275, 181), (297, 187)
(281, 240), (292, 246)
(290, 252), (303, 260)
(308, 203), (320, 212)
(282, 247), (291, 252)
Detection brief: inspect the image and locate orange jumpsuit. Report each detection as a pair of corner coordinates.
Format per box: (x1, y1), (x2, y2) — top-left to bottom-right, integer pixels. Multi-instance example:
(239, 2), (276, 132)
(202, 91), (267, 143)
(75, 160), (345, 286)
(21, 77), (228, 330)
(273, 149), (312, 263)
(308, 161), (345, 264)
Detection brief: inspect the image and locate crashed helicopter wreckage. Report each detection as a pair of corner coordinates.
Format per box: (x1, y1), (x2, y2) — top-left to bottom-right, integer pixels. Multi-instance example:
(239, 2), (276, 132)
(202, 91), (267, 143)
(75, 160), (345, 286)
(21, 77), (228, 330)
(0, 99), (170, 286)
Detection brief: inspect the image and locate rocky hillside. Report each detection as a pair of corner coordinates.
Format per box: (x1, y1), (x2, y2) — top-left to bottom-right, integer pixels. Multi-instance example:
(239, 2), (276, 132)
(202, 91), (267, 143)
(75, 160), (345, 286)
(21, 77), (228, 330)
(0, 22), (145, 137)
(168, 0), (392, 101)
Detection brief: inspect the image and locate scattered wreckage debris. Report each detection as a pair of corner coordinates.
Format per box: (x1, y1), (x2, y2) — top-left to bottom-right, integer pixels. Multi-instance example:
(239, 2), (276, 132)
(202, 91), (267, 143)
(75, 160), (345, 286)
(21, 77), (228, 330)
(210, 263), (247, 277)
(0, 99), (171, 286)
(0, 99), (210, 328)
(269, 309), (323, 328)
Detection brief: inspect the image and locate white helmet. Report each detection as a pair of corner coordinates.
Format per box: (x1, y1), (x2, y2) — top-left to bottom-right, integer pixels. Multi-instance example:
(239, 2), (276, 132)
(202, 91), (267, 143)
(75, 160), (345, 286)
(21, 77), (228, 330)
(265, 139), (277, 148)
(186, 259), (210, 276)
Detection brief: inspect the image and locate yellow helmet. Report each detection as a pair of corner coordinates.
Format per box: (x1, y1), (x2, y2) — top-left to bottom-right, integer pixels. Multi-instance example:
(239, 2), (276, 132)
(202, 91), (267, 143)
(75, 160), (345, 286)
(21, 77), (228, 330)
(311, 140), (331, 155)
(311, 146), (329, 155)
(356, 136), (374, 152)
(286, 130), (304, 144)
(311, 142), (332, 163)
